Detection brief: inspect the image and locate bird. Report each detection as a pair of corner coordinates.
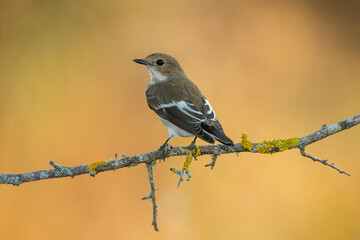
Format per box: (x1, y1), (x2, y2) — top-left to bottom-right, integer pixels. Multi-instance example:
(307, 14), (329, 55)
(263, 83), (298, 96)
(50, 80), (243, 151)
(133, 53), (233, 149)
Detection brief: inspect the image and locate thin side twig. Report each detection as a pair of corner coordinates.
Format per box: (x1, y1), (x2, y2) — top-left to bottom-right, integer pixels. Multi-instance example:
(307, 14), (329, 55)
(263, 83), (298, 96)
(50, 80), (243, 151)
(142, 162), (159, 232)
(299, 147), (350, 176)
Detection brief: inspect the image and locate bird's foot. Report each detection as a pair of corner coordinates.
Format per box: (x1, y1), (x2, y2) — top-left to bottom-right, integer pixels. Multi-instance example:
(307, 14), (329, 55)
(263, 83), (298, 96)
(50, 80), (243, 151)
(171, 146), (201, 188)
(187, 137), (197, 149)
(157, 143), (172, 162)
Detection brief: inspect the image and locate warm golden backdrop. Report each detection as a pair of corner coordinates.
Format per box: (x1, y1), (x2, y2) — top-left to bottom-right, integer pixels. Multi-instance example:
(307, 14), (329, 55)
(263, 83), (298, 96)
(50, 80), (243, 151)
(0, 1), (359, 239)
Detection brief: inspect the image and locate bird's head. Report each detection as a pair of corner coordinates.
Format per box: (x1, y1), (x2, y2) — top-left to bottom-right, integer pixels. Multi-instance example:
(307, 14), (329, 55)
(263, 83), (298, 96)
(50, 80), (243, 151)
(133, 53), (186, 83)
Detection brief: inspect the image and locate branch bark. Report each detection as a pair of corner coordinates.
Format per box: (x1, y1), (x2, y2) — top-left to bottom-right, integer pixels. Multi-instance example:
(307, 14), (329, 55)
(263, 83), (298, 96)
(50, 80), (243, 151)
(142, 162), (159, 231)
(0, 113), (359, 186)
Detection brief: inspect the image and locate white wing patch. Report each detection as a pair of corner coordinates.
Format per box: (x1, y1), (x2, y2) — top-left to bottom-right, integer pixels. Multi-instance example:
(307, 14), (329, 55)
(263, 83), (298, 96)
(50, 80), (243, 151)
(176, 101), (204, 121)
(159, 101), (204, 121)
(204, 99), (218, 121)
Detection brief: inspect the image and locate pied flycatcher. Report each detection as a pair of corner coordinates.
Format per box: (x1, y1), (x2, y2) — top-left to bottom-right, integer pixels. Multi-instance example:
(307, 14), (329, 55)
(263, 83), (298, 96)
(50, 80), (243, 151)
(133, 53), (233, 147)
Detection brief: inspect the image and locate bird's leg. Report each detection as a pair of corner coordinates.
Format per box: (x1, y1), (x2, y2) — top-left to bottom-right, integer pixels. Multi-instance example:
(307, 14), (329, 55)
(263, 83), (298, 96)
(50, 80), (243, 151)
(159, 137), (171, 150)
(188, 137), (197, 150)
(158, 136), (172, 161)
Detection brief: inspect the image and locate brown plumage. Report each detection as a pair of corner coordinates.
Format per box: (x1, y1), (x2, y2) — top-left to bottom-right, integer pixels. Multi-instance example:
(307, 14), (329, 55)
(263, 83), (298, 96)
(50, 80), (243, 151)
(134, 53), (233, 146)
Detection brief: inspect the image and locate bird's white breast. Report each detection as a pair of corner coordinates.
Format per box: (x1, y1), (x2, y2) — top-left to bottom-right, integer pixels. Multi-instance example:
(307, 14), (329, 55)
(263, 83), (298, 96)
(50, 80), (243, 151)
(158, 116), (193, 138)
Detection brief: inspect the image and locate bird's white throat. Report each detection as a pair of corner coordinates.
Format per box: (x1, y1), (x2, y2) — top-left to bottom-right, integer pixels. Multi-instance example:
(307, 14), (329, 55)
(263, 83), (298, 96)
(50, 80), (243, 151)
(146, 67), (168, 85)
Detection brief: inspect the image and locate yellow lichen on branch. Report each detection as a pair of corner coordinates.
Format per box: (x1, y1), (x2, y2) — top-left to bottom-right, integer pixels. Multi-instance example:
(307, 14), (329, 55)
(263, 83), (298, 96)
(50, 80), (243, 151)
(88, 158), (113, 175)
(183, 146), (201, 171)
(170, 146), (201, 186)
(257, 137), (299, 154)
(241, 134), (254, 151)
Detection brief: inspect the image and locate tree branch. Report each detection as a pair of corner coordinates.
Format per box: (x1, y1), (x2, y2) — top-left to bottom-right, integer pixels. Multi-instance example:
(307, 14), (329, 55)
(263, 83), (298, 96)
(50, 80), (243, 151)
(0, 113), (358, 186)
(1, 113), (359, 232)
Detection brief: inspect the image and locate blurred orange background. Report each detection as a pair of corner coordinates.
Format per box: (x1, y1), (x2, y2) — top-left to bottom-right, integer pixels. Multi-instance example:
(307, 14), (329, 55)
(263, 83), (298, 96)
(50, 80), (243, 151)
(1, 1), (359, 239)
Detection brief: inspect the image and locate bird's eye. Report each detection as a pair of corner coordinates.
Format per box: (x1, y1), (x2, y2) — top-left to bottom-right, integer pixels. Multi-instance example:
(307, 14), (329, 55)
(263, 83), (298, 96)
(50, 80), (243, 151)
(156, 59), (165, 66)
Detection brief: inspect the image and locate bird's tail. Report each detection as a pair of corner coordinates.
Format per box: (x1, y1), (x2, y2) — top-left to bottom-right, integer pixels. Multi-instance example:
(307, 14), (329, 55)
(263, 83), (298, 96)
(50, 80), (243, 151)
(201, 123), (233, 146)
(213, 132), (233, 146)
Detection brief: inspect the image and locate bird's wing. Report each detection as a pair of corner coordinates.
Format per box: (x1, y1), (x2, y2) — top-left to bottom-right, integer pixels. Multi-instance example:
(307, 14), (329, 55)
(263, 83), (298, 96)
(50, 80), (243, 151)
(199, 98), (233, 145)
(147, 96), (215, 143)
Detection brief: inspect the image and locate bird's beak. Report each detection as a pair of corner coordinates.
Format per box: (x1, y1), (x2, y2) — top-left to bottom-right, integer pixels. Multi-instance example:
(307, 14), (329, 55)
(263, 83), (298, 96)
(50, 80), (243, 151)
(133, 58), (147, 65)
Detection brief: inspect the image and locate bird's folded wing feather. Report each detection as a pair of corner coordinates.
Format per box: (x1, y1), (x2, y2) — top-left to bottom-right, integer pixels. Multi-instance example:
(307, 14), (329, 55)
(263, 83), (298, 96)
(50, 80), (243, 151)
(147, 98), (203, 133)
(147, 96), (225, 143)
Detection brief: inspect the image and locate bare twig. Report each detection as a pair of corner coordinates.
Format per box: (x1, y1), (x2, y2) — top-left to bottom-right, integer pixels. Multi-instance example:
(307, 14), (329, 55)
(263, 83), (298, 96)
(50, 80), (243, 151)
(0, 113), (358, 186)
(142, 162), (159, 231)
(204, 153), (219, 169)
(299, 147), (350, 176)
(50, 161), (74, 177)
